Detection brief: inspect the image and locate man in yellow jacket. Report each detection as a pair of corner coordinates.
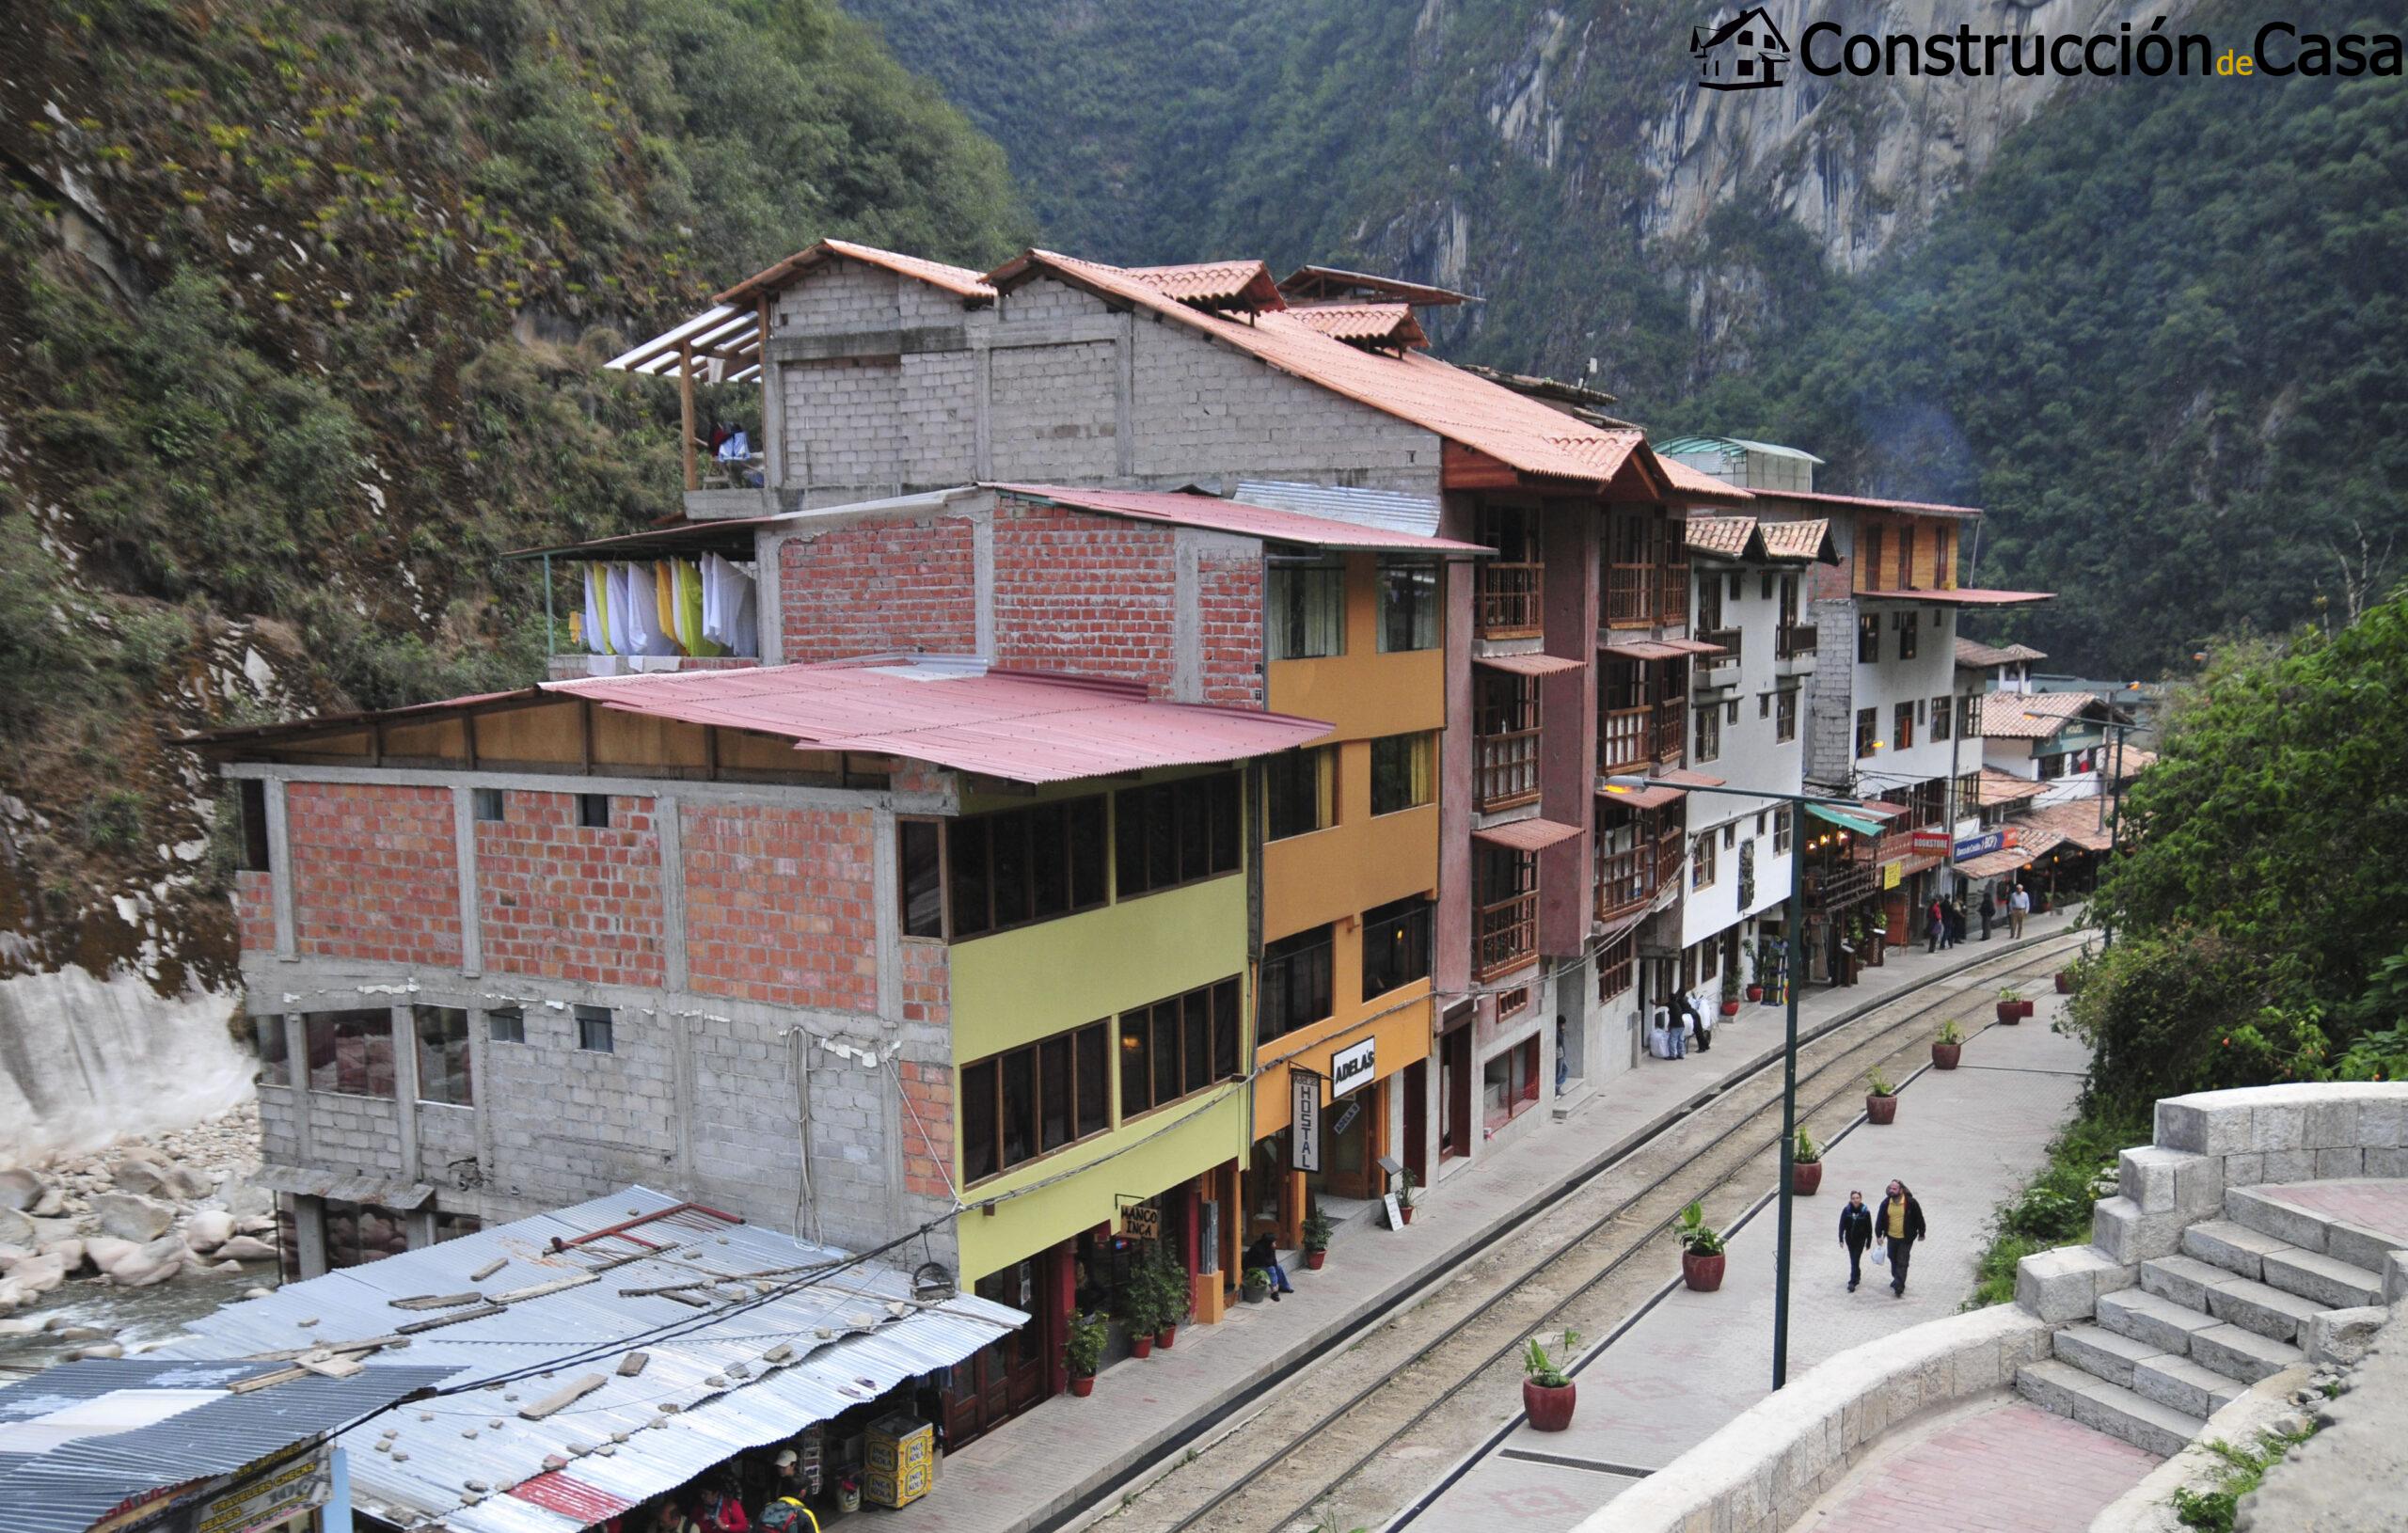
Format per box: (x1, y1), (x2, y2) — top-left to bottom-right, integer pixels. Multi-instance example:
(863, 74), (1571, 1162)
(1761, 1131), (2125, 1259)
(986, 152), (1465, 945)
(1879, 1180), (1928, 1298)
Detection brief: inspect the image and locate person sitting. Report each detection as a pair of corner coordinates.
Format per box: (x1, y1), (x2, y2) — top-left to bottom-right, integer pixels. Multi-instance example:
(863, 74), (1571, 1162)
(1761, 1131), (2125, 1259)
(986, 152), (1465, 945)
(1244, 1232), (1295, 1301)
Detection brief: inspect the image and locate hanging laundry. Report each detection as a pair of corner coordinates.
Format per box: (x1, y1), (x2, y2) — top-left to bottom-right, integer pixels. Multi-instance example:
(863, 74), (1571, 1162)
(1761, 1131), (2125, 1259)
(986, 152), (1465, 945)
(654, 561), (682, 654)
(605, 563), (634, 656)
(673, 560), (722, 657)
(622, 562), (676, 656)
(715, 427), (751, 465)
(701, 554), (757, 656)
(581, 563), (613, 656)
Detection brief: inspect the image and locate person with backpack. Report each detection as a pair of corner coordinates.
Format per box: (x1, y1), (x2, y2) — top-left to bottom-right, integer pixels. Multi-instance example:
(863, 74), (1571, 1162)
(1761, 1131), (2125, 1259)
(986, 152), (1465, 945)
(701, 1480), (748, 1533)
(1925, 895), (1945, 954)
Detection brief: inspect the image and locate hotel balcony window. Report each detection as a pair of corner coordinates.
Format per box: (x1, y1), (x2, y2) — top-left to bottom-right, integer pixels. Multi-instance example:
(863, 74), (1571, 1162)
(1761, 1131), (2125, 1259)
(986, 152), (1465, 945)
(1856, 706), (1879, 758)
(901, 794), (1114, 940)
(1474, 670), (1543, 812)
(1269, 560), (1345, 659)
(1259, 925), (1336, 1044)
(1476, 506), (1543, 639)
(1894, 702), (1915, 751)
(1377, 560), (1440, 652)
(1897, 610), (1920, 661)
(1370, 732), (1435, 815)
(1474, 846), (1539, 979)
(1119, 978), (1241, 1117)
(1858, 613), (1879, 663)
(1362, 894), (1434, 1001)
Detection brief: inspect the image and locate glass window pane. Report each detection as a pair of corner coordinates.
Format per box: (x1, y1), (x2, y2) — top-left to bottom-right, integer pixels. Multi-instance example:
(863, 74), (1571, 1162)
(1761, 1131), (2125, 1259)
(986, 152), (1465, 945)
(1115, 790), (1148, 898)
(1209, 772), (1240, 873)
(900, 821), (943, 938)
(1000, 1049), (1037, 1170)
(991, 811), (1032, 928)
(575, 1004), (613, 1053)
(1176, 778), (1211, 880)
(1120, 1017), (1149, 1115)
(950, 817), (992, 937)
(1378, 561), (1437, 653)
(1030, 804), (1069, 919)
(1152, 1003), (1180, 1104)
(1212, 982), (1239, 1080)
(1076, 1024), (1108, 1137)
(254, 1015), (289, 1087)
(1144, 785), (1176, 892)
(962, 1061), (998, 1182)
(486, 1006), (524, 1044)
(306, 1010), (395, 1098)
(1183, 991), (1211, 1094)
(1069, 798), (1109, 908)
(1039, 1035), (1072, 1151)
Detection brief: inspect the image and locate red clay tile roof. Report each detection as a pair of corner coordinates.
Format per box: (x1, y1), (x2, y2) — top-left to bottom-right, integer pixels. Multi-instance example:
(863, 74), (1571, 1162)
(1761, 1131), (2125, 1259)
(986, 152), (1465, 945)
(1472, 816), (1584, 853)
(990, 484), (1490, 552)
(1757, 518), (1834, 562)
(1473, 653), (1587, 677)
(1597, 782), (1685, 809)
(1125, 261), (1286, 309)
(2020, 799), (2115, 852)
(1956, 637), (2049, 668)
(1686, 515), (1755, 559)
(715, 237), (997, 306)
(1283, 303), (1430, 349)
(1982, 690), (2096, 739)
(1976, 768), (2048, 805)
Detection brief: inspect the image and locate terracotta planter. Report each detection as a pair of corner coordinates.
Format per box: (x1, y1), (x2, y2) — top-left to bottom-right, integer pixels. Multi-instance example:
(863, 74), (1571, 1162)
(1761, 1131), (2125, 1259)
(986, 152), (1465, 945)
(2017, 1000), (2037, 1019)
(1932, 1042), (1962, 1070)
(1524, 1379), (1577, 1432)
(1129, 1335), (1153, 1359)
(1865, 1093), (1898, 1125)
(1402, 1205), (1415, 1225)
(1746, 985), (1765, 1003)
(2055, 972), (2074, 994)
(1792, 1159), (1823, 1195)
(1069, 1374), (1095, 1398)
(1682, 1249), (1725, 1292)
(1997, 1002), (2020, 1025)
(1305, 1249), (1326, 1271)
(1720, 1000), (1740, 1017)
(1156, 1324), (1178, 1350)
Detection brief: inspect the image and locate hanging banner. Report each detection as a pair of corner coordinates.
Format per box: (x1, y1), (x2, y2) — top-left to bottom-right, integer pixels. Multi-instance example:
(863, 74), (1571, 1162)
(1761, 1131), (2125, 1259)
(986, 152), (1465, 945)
(1291, 1068), (1322, 1172)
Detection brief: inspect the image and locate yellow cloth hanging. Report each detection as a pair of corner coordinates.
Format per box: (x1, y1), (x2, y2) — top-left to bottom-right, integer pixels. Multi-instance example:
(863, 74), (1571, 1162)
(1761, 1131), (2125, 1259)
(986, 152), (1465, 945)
(589, 562), (617, 656)
(673, 560), (723, 656)
(655, 561), (683, 655)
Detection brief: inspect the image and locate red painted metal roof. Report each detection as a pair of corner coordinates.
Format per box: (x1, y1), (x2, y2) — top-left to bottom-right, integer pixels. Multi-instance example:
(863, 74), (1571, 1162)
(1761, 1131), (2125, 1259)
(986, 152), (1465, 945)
(508, 1473), (634, 1525)
(1283, 303), (1430, 349)
(1473, 653), (1586, 677)
(716, 237), (997, 306)
(990, 484), (1490, 553)
(1472, 817), (1584, 852)
(1861, 586), (2054, 607)
(543, 662), (1332, 784)
(1598, 638), (1725, 661)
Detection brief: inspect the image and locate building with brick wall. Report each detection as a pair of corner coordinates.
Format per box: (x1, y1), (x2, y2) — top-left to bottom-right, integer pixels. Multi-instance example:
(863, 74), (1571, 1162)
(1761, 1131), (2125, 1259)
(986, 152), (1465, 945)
(195, 657), (1329, 1445)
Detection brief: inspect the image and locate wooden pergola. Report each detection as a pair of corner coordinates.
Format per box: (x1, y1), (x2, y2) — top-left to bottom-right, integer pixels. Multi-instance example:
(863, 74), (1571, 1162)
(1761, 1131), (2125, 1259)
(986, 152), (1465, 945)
(603, 302), (766, 490)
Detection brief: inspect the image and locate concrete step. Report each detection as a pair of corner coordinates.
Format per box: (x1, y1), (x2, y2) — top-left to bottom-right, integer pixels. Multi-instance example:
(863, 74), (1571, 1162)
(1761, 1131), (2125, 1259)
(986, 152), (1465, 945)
(2131, 1352), (2247, 1418)
(2203, 1274), (2326, 1344)
(2190, 1322), (2305, 1384)
(2016, 1359), (2197, 1459)
(2141, 1254), (2238, 1312)
(2054, 1323), (2162, 1389)
(2226, 1186), (2337, 1253)
(2182, 1219), (2293, 1283)
(2259, 1246), (2387, 1311)
(2097, 1287), (2221, 1355)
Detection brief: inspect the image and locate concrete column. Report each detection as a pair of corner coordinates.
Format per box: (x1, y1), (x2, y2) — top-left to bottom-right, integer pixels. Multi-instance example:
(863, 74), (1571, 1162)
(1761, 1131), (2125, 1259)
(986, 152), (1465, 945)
(763, 359), (786, 489)
(672, 1009), (696, 1196)
(1115, 310), (1136, 476)
(452, 787), (481, 978)
(388, 1004), (420, 1187)
(658, 797), (689, 991)
(972, 509), (996, 661)
(295, 1193), (328, 1278)
(1170, 532), (1203, 703)
(284, 1015), (313, 1163)
(756, 533), (787, 667)
(973, 344), (993, 479)
(267, 778), (296, 960)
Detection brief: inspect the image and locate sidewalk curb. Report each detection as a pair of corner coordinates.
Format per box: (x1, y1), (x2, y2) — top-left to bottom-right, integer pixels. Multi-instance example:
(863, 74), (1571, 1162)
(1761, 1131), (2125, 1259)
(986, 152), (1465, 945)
(1035, 925), (2091, 1533)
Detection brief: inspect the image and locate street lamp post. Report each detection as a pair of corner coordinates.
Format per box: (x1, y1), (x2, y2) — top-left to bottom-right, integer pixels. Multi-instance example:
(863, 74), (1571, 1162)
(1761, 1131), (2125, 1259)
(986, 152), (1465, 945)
(1606, 773), (1862, 1391)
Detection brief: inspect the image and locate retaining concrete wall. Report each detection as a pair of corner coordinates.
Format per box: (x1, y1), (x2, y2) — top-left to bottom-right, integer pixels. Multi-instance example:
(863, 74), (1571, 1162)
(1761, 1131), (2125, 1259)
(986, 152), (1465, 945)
(1574, 1304), (2053, 1533)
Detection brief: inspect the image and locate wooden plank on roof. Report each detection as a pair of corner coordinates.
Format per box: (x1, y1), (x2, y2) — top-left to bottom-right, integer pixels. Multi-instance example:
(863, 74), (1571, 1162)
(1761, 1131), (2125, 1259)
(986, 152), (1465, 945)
(391, 1292), (488, 1311)
(396, 1302), (509, 1334)
(519, 1373), (610, 1421)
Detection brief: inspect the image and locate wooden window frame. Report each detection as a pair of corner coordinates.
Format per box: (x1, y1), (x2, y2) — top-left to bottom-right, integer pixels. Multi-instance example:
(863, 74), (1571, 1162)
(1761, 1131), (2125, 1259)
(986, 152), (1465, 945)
(1116, 774), (1244, 901)
(1118, 979), (1243, 1119)
(959, 1019), (1112, 1186)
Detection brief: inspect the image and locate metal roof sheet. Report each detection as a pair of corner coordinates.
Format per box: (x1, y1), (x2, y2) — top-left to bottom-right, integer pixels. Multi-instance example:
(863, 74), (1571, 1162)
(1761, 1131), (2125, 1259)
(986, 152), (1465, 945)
(1751, 487), (1983, 517)
(1472, 653), (1585, 678)
(989, 484), (1488, 554)
(1861, 586), (2055, 607)
(1471, 817), (1583, 853)
(1652, 436), (1827, 466)
(1806, 803), (1885, 839)
(1230, 482), (1442, 539)
(253, 1163), (435, 1209)
(155, 1189), (1024, 1533)
(1596, 782), (1684, 810)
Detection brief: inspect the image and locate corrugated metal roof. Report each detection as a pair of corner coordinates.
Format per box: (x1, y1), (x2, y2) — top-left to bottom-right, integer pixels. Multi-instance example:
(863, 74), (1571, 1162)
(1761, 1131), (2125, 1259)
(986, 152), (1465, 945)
(1653, 436), (1827, 466)
(542, 660), (1333, 784)
(0, 1360), (448, 1533)
(253, 1163), (435, 1209)
(157, 1189), (1024, 1533)
(990, 484), (1488, 554)
(1471, 817), (1582, 853)
(1472, 653), (1585, 678)
(1230, 482), (1442, 538)
(1750, 487), (1982, 518)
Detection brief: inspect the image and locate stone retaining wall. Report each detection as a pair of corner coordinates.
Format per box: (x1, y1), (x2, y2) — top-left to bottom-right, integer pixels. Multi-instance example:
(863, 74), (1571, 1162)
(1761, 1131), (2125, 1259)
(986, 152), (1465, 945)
(1572, 1304), (2052, 1533)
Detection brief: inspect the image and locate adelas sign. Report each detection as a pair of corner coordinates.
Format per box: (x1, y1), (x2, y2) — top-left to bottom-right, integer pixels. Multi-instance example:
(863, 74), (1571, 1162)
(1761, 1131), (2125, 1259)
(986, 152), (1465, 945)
(1329, 1037), (1376, 1098)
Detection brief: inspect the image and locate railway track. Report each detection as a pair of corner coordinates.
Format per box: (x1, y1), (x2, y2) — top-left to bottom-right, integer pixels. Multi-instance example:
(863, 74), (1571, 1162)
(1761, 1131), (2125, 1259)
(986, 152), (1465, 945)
(1081, 932), (2090, 1533)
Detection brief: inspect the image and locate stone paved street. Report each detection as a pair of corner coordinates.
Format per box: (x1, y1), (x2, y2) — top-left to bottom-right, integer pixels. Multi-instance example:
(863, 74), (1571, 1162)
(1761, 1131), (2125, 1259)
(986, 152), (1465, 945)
(1788, 1397), (2159, 1533)
(1407, 984), (2119, 1529)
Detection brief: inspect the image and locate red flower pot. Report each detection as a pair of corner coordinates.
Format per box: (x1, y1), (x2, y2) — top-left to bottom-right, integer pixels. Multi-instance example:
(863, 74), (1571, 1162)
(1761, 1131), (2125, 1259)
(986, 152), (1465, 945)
(1402, 1206), (1415, 1225)
(1866, 1093), (1898, 1125)
(1792, 1159), (1823, 1195)
(1746, 985), (1765, 1003)
(1997, 1002), (2021, 1025)
(1524, 1380), (1577, 1432)
(1932, 1042), (1962, 1070)
(1720, 1000), (1740, 1017)
(1682, 1249), (1725, 1292)
(1069, 1374), (1095, 1398)
(1305, 1249), (1326, 1271)
(2055, 972), (2073, 994)
(1156, 1325), (1177, 1350)
(1129, 1335), (1152, 1360)
(2019, 1000), (2037, 1019)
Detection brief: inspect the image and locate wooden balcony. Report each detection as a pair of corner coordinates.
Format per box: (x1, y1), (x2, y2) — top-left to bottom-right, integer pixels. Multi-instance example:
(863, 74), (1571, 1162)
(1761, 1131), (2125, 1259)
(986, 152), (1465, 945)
(1593, 843), (1656, 925)
(1479, 562), (1543, 639)
(1697, 626), (1742, 662)
(1605, 564), (1655, 629)
(1777, 623), (1818, 660)
(1654, 830), (1686, 888)
(1475, 725), (1542, 812)
(1804, 859), (1877, 913)
(1658, 567), (1689, 626)
(1651, 700), (1685, 764)
(1599, 705), (1652, 777)
(1475, 890), (1540, 979)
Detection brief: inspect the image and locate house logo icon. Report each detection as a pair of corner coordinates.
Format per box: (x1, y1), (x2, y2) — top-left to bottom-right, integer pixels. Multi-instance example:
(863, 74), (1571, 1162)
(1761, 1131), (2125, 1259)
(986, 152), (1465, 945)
(1693, 7), (1791, 89)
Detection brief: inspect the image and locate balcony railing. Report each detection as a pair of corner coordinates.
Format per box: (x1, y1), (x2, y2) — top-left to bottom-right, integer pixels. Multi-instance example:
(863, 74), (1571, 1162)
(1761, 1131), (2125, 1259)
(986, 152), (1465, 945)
(1475, 891), (1540, 980)
(1697, 627), (1741, 666)
(1777, 623), (1818, 660)
(1479, 562), (1543, 639)
(1594, 843), (1656, 925)
(1655, 830), (1686, 888)
(1659, 566), (1690, 626)
(1599, 705), (1652, 777)
(1605, 564), (1655, 628)
(1804, 860), (1877, 912)
(1475, 726), (1543, 811)
(1651, 700), (1685, 764)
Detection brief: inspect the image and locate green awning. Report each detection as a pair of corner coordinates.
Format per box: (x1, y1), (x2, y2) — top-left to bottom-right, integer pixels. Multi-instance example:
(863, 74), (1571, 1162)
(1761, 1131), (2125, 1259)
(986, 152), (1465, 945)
(1807, 802), (1885, 838)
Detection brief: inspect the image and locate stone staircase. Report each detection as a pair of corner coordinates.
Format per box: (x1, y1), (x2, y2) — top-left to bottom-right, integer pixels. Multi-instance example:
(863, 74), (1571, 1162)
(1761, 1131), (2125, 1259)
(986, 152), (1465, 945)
(2016, 1184), (2394, 1456)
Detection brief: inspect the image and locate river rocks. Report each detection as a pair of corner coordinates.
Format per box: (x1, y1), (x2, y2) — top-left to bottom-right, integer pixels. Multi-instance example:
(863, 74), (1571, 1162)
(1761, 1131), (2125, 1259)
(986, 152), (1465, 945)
(0, 1207), (34, 1249)
(0, 1168), (49, 1212)
(40, 1239), (86, 1271)
(215, 1235), (278, 1262)
(46, 1320), (111, 1339)
(99, 1235), (185, 1288)
(0, 1317), (42, 1336)
(92, 1192), (176, 1242)
(108, 1158), (171, 1197)
(1, 1251), (68, 1296)
(65, 1342), (125, 1360)
(82, 1236), (137, 1275)
(184, 1210), (237, 1252)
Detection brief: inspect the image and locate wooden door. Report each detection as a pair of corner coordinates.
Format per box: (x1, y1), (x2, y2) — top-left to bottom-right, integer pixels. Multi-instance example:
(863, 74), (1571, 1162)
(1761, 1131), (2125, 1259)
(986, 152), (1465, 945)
(1441, 1028), (1472, 1160)
(1402, 1061), (1428, 1187)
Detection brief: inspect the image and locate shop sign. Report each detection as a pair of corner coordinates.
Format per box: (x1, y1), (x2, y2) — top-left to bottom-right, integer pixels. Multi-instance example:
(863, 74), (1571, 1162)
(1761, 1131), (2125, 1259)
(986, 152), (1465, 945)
(194, 1448), (331, 1533)
(1910, 830), (1952, 854)
(1329, 1098), (1362, 1136)
(1329, 1037), (1376, 1098)
(1953, 827), (2022, 860)
(1882, 861), (1903, 890)
(1291, 1069), (1322, 1173)
(1119, 1204), (1161, 1242)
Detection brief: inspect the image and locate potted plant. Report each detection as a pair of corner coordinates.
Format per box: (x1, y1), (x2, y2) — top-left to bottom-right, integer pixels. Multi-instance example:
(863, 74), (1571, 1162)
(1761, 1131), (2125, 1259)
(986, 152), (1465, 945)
(1241, 1266), (1272, 1304)
(1996, 987), (2031, 1024)
(1150, 1246), (1191, 1349)
(2055, 965), (2081, 995)
(1864, 1067), (1899, 1125)
(1064, 1309), (1107, 1397)
(1393, 1165), (1418, 1226)
(1677, 1201), (1727, 1291)
(1521, 1329), (1582, 1431)
(1119, 1282), (1157, 1359)
(1719, 967), (1742, 1018)
(1791, 1127), (1823, 1195)
(1302, 1208), (1334, 1272)
(1932, 1019), (1964, 1070)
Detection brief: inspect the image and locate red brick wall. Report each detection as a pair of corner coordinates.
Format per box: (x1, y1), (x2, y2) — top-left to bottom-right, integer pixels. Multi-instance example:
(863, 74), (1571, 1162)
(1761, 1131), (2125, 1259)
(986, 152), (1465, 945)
(991, 498), (1179, 689)
(1196, 544), (1265, 706)
(897, 1057), (955, 1198)
(286, 783), (461, 967)
(233, 870), (277, 954)
(683, 802), (878, 1009)
(475, 792), (667, 987)
(780, 517), (977, 663)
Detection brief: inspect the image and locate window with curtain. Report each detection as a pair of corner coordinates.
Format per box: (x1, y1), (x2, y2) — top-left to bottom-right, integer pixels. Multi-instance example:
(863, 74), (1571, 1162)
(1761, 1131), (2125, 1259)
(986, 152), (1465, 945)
(1376, 561), (1438, 652)
(1370, 733), (1434, 815)
(1268, 561), (1344, 659)
(1264, 747), (1337, 841)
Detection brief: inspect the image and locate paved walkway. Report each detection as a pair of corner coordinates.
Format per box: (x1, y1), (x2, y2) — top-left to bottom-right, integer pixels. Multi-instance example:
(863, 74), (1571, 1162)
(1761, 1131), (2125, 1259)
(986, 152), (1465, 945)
(1787, 1396), (2159, 1533)
(891, 911), (2088, 1533)
(1408, 977), (2106, 1529)
(2265, 1179), (2408, 1245)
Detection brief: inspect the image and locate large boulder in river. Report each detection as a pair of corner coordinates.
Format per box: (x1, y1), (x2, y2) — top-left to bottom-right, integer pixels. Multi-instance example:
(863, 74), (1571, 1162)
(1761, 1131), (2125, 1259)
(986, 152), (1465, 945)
(214, 1234), (279, 1263)
(107, 1159), (170, 1197)
(160, 1164), (214, 1201)
(0, 1251), (67, 1296)
(0, 1169), (50, 1212)
(39, 1238), (87, 1272)
(183, 1210), (236, 1252)
(0, 1207), (35, 1249)
(92, 1192), (176, 1242)
(99, 1235), (184, 1288)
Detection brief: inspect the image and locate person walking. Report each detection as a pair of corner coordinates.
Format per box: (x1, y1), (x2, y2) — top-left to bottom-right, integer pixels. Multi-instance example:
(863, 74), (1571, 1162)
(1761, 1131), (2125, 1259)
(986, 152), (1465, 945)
(1838, 1191), (1875, 1291)
(2008, 883), (2031, 938)
(1925, 895), (1945, 954)
(1878, 1179), (1928, 1298)
(1978, 888), (1995, 940)
(1244, 1232), (1295, 1300)
(1682, 990), (1711, 1054)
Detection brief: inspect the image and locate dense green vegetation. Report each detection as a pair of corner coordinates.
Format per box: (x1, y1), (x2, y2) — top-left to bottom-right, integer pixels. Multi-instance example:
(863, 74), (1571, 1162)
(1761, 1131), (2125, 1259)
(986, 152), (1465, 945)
(0, 0), (1026, 975)
(852, 0), (2408, 677)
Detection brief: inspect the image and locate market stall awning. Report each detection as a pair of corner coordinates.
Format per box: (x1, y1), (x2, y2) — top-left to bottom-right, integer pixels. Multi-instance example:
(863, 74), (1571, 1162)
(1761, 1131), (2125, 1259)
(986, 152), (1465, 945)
(1474, 653), (1586, 677)
(159, 1188), (1025, 1533)
(1806, 803), (1885, 839)
(1473, 816), (1584, 852)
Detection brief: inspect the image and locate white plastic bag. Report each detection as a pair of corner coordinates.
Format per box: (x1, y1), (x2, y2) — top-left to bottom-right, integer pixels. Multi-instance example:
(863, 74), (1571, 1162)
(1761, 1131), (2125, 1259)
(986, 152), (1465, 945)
(1870, 1242), (1888, 1268)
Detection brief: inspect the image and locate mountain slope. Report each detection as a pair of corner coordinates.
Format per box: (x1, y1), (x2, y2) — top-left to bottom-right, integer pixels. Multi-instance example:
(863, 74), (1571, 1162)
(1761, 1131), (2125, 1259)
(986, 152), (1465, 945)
(0, 0), (1029, 999)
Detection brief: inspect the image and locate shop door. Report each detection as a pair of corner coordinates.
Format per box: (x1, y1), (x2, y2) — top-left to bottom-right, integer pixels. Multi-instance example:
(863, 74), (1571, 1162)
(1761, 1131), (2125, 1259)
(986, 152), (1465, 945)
(1440, 1028), (1472, 1161)
(1320, 1083), (1382, 1200)
(945, 1259), (1052, 1446)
